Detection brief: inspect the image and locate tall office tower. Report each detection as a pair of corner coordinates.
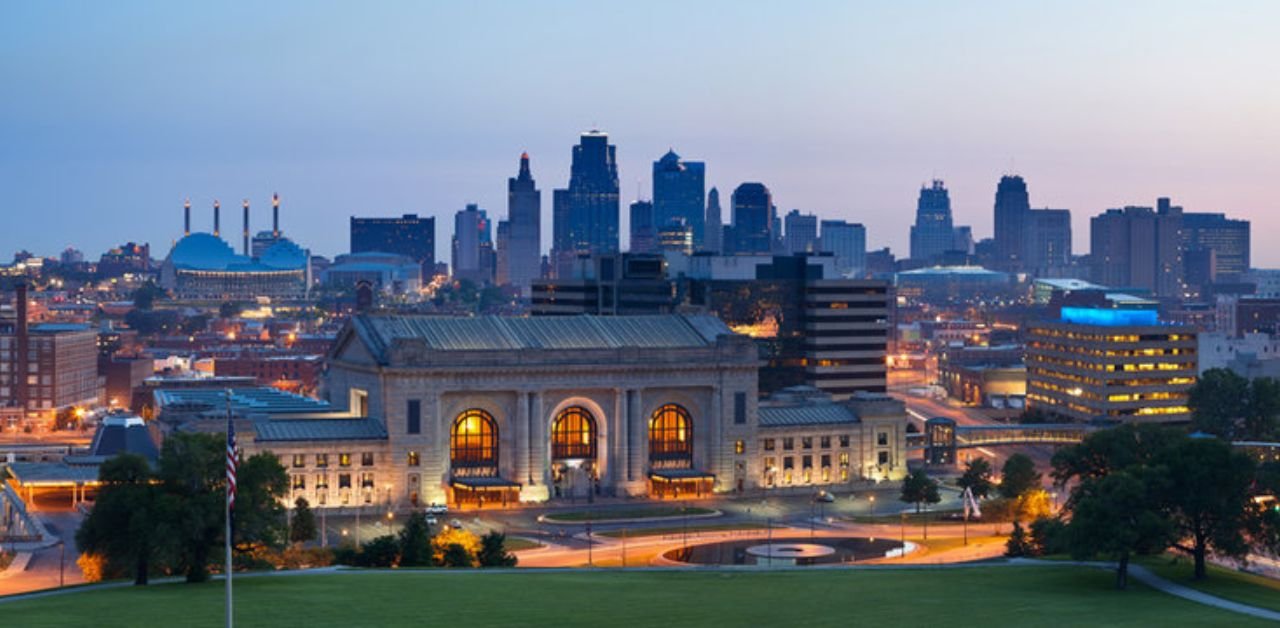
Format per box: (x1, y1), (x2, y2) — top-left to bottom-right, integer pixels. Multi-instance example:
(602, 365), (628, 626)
(652, 149), (706, 249)
(704, 187), (723, 254)
(495, 220), (512, 287)
(953, 226), (974, 256)
(1181, 212), (1250, 280)
(504, 152), (542, 296)
(629, 200), (656, 254)
(551, 130), (620, 277)
(819, 220), (867, 277)
(729, 182), (774, 254)
(1089, 200), (1183, 297)
(909, 180), (955, 263)
(452, 204), (494, 284)
(350, 214), (436, 273)
(1026, 209), (1072, 276)
(784, 210), (819, 254)
(657, 219), (694, 255)
(993, 175), (1030, 268)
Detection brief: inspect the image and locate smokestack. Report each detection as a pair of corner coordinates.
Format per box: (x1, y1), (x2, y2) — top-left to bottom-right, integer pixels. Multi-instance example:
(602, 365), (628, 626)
(272, 193), (280, 237)
(213, 199), (221, 236)
(14, 283), (28, 416)
(242, 199), (250, 256)
(184, 198), (191, 236)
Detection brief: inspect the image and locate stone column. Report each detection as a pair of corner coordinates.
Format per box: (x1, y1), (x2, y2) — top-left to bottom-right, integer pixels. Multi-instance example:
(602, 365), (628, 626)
(428, 392), (446, 504)
(708, 385), (723, 487)
(629, 388), (645, 491)
(526, 391), (550, 501)
(515, 389), (529, 490)
(610, 387), (624, 490)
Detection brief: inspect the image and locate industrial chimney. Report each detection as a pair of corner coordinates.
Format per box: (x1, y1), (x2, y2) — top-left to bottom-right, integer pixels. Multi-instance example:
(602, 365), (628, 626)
(242, 199), (250, 255)
(184, 198), (191, 236)
(213, 199), (221, 236)
(272, 193), (280, 237)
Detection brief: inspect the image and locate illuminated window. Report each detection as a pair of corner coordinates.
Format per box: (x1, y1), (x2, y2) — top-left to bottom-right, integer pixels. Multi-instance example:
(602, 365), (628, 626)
(407, 451), (420, 467)
(451, 409), (498, 474)
(292, 475), (306, 490)
(734, 440), (745, 455)
(315, 454), (329, 468)
(292, 454), (305, 468)
(551, 406), (596, 460)
(339, 453), (351, 467)
(649, 404), (693, 465)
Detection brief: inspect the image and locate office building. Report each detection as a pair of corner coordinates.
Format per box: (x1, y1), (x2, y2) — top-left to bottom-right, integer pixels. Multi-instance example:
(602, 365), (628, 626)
(1181, 212), (1250, 281)
(503, 152), (542, 296)
(653, 150), (706, 249)
(993, 175), (1030, 267)
(551, 130), (620, 277)
(1026, 209), (1073, 276)
(704, 187), (723, 255)
(1089, 199), (1184, 297)
(629, 200), (656, 254)
(451, 204), (494, 284)
(909, 180), (955, 263)
(350, 213), (436, 273)
(1026, 307), (1197, 423)
(321, 252), (422, 294)
(2, 285), (103, 424)
(784, 210), (818, 255)
(819, 220), (866, 278)
(728, 182), (774, 254)
(657, 220), (694, 256)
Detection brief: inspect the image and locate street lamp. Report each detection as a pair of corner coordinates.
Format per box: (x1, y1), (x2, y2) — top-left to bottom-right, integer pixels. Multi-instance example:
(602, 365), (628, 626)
(869, 495), (876, 518)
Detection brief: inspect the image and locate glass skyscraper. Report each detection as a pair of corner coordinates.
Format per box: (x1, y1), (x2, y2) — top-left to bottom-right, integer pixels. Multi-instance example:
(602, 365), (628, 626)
(909, 179), (955, 263)
(729, 182), (774, 254)
(552, 130), (620, 277)
(504, 152), (542, 296)
(652, 150), (706, 249)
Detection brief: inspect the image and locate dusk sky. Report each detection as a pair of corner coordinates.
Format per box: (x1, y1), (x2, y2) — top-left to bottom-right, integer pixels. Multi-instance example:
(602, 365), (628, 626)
(3, 1), (1277, 265)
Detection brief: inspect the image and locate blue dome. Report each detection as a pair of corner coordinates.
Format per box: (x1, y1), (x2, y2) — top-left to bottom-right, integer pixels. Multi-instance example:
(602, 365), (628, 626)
(168, 233), (240, 270)
(258, 238), (308, 270)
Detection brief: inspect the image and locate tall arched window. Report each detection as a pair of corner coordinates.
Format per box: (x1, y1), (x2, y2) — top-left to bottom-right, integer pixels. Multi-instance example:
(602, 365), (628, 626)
(451, 409), (498, 475)
(552, 406), (597, 460)
(649, 404), (693, 466)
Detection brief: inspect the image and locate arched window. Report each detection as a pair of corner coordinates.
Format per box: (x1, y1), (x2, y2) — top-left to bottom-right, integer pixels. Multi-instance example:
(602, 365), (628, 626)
(451, 409), (498, 473)
(649, 404), (692, 465)
(552, 406), (597, 460)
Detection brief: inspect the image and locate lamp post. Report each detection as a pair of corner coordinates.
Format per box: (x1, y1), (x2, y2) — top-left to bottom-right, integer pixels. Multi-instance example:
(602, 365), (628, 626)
(869, 495), (876, 518)
(58, 540), (65, 588)
(899, 512), (906, 558)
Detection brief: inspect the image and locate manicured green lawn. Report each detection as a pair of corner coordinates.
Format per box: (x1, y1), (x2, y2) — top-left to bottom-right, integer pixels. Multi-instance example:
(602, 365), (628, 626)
(2, 566), (1273, 627)
(502, 537), (543, 552)
(597, 522), (768, 538)
(545, 506), (716, 522)
(1138, 555), (1280, 613)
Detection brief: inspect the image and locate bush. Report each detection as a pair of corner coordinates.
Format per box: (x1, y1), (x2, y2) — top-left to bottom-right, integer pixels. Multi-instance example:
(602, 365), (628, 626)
(359, 535), (400, 568)
(441, 543), (474, 568)
(1029, 517), (1067, 556)
(477, 531), (517, 567)
(1005, 521), (1031, 557)
(332, 543), (360, 566)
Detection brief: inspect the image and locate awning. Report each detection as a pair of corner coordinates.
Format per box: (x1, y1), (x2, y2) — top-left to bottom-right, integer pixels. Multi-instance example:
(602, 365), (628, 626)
(648, 469), (715, 482)
(449, 476), (522, 491)
(5, 463), (102, 487)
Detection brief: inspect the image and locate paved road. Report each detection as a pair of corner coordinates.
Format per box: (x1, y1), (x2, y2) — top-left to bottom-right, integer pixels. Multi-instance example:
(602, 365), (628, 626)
(0, 509), (84, 596)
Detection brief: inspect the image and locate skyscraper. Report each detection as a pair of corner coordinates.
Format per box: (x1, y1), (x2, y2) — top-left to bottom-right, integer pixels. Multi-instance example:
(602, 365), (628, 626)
(909, 180), (955, 263)
(452, 204), (494, 284)
(652, 150), (706, 249)
(551, 130), (620, 277)
(784, 210), (818, 254)
(729, 182), (774, 254)
(1089, 200), (1183, 297)
(819, 220), (867, 277)
(350, 214), (436, 274)
(504, 152), (542, 296)
(993, 175), (1030, 267)
(704, 187), (723, 254)
(1026, 209), (1072, 276)
(629, 200), (656, 254)
(1181, 212), (1250, 280)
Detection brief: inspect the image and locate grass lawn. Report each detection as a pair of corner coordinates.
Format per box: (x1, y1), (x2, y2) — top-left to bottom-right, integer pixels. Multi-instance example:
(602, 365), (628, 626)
(503, 537), (543, 552)
(2, 566), (1273, 627)
(545, 506), (716, 522)
(1138, 554), (1280, 613)
(597, 522), (768, 538)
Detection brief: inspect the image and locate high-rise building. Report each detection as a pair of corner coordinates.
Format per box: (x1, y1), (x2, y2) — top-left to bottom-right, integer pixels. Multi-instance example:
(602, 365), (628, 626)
(350, 214), (436, 273)
(1181, 212), (1250, 281)
(729, 183), (774, 254)
(551, 130), (620, 277)
(653, 150), (706, 248)
(451, 204), (494, 284)
(1089, 200), (1183, 297)
(704, 187), (723, 254)
(993, 175), (1030, 267)
(657, 220), (695, 256)
(784, 210), (818, 255)
(909, 180), (955, 263)
(1, 285), (102, 424)
(819, 220), (867, 277)
(629, 200), (656, 254)
(495, 220), (512, 287)
(1026, 209), (1072, 276)
(1026, 307), (1196, 423)
(503, 152), (542, 296)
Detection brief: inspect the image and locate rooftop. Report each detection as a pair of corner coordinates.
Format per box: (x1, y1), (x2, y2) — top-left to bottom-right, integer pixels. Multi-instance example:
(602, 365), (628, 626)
(154, 387), (332, 416)
(254, 418), (388, 442)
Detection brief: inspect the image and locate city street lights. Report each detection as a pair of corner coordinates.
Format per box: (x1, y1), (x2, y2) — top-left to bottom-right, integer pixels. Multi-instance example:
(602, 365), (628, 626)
(869, 495), (876, 518)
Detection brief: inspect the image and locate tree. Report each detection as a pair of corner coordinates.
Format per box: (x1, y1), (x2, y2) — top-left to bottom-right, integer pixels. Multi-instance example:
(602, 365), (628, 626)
(1028, 516), (1067, 556)
(156, 432), (225, 583)
(1157, 437), (1257, 579)
(75, 454), (162, 585)
(999, 454), (1041, 499)
(1052, 423), (1182, 487)
(477, 531), (517, 567)
(232, 453), (289, 553)
(290, 497), (318, 546)
(1004, 521), (1031, 557)
(1064, 470), (1173, 589)
(398, 512), (433, 567)
(131, 281), (164, 311)
(956, 458), (993, 499)
(359, 535), (400, 568)
(1188, 368), (1251, 439)
(1245, 377), (1280, 441)
(898, 468), (941, 513)
(441, 544), (474, 568)
(432, 527), (481, 565)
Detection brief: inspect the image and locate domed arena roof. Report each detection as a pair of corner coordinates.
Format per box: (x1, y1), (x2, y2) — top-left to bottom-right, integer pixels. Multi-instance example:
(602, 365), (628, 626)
(168, 233), (241, 270)
(258, 238), (308, 270)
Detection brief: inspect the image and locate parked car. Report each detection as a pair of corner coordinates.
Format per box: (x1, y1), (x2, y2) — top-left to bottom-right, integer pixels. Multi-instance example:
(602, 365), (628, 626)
(426, 502), (449, 515)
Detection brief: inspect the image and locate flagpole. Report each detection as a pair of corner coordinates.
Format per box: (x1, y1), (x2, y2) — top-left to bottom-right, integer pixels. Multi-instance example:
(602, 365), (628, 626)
(225, 389), (233, 628)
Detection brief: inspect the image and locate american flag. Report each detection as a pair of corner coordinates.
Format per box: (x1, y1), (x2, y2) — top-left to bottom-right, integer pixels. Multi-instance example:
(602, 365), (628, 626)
(227, 415), (237, 519)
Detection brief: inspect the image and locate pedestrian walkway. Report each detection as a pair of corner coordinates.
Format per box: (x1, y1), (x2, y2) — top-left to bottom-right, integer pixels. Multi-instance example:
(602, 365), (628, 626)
(1127, 564), (1280, 623)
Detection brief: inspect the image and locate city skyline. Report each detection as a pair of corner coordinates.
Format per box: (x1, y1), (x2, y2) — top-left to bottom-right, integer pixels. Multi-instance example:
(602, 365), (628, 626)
(3, 2), (1277, 265)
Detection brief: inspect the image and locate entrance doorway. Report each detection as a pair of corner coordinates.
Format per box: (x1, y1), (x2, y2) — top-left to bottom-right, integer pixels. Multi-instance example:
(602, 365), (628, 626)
(550, 406), (599, 501)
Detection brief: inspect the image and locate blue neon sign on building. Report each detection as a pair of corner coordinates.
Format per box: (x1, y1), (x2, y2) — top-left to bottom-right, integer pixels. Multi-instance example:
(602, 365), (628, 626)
(1060, 307), (1159, 326)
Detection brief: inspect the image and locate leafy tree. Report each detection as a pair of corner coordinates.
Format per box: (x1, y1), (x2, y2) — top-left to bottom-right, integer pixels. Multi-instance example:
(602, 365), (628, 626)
(1028, 516), (1067, 556)
(1156, 437), (1257, 579)
(1245, 377), (1280, 441)
(1004, 521), (1030, 557)
(999, 454), (1041, 499)
(956, 458), (993, 499)
(898, 468), (941, 513)
(359, 535), (400, 568)
(398, 512), (433, 567)
(477, 531), (517, 567)
(156, 432), (225, 583)
(1187, 368), (1280, 440)
(75, 454), (162, 585)
(290, 497), (318, 546)
(1064, 470), (1174, 589)
(233, 453), (289, 552)
(131, 281), (164, 311)
(1051, 423), (1182, 487)
(432, 527), (481, 565)
(441, 544), (474, 568)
